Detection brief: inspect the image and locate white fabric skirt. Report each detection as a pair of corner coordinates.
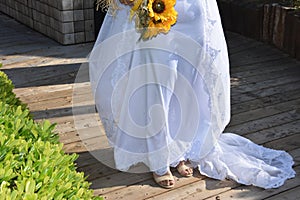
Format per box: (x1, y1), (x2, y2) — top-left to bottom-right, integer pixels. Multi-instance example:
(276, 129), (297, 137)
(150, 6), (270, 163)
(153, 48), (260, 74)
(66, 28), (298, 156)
(89, 0), (295, 189)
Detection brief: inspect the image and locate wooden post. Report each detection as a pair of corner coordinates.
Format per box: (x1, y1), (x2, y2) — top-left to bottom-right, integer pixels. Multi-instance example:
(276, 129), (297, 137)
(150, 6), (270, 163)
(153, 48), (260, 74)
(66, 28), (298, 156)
(272, 5), (295, 50)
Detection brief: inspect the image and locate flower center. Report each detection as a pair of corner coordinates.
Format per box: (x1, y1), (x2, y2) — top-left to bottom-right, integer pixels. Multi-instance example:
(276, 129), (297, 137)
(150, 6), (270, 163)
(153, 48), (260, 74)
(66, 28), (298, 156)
(152, 0), (165, 14)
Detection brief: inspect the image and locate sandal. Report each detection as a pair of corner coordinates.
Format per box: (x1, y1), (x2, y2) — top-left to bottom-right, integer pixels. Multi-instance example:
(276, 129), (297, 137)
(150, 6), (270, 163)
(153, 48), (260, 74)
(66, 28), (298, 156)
(153, 171), (175, 189)
(177, 161), (193, 177)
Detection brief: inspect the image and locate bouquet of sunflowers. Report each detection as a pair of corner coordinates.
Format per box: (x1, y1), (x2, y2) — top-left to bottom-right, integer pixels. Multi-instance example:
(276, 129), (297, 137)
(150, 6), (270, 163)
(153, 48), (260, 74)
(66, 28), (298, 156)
(130, 0), (177, 40)
(96, 0), (177, 40)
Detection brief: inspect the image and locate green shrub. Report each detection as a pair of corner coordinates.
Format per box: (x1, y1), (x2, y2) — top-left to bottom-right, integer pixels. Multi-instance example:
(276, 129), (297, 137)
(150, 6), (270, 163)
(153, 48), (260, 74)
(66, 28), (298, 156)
(0, 69), (102, 200)
(0, 70), (26, 111)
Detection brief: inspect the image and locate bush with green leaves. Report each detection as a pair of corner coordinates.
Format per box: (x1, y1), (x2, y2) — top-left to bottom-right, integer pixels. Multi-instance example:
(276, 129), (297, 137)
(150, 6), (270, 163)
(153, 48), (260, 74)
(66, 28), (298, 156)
(0, 69), (102, 200)
(0, 69), (26, 111)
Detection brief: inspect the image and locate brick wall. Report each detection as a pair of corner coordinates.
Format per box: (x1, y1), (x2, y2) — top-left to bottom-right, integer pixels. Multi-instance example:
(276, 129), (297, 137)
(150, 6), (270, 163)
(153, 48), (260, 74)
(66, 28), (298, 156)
(0, 0), (95, 45)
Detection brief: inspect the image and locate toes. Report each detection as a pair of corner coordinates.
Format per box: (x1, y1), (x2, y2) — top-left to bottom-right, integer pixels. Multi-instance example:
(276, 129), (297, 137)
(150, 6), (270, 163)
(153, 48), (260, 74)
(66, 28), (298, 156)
(177, 161), (193, 176)
(159, 179), (174, 187)
(154, 172), (175, 188)
(183, 169), (189, 175)
(168, 180), (174, 186)
(185, 169), (192, 175)
(170, 179), (175, 185)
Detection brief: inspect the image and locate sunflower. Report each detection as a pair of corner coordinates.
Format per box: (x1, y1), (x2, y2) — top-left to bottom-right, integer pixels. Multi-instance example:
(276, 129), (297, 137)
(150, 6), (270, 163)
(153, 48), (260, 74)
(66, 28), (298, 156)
(131, 0), (177, 40)
(145, 0), (177, 38)
(143, 19), (168, 39)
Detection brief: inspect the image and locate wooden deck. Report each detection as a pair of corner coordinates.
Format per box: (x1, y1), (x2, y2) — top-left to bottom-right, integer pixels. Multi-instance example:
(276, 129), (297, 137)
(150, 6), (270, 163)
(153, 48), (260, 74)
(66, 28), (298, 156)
(1, 12), (300, 200)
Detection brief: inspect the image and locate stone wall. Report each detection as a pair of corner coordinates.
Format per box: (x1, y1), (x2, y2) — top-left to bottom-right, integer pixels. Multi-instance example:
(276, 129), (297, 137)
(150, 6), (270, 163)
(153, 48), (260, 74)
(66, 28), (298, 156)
(0, 0), (95, 45)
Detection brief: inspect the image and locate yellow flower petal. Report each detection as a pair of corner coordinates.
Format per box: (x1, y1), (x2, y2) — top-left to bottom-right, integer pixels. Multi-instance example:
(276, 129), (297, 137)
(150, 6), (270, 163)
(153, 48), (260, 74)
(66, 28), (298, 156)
(145, 0), (177, 39)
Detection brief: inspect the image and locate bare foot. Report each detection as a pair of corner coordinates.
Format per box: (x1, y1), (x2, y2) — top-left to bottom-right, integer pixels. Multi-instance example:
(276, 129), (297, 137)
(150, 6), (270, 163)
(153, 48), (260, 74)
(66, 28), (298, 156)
(177, 160), (193, 177)
(153, 171), (175, 189)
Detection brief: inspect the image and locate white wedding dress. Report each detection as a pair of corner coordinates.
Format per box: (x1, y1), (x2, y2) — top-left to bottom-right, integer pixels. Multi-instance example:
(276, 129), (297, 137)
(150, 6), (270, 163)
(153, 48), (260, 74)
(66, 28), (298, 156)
(89, 0), (295, 189)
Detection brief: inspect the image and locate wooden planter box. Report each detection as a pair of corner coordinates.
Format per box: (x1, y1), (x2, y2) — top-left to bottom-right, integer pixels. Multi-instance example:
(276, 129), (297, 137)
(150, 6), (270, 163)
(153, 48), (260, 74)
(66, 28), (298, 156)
(217, 0), (264, 40)
(0, 0), (96, 45)
(261, 4), (300, 60)
(284, 10), (300, 60)
(217, 0), (300, 60)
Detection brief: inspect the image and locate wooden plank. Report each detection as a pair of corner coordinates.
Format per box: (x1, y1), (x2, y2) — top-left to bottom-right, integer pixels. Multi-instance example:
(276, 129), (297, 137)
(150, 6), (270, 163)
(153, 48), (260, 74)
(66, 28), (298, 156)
(1, 54), (62, 68)
(229, 44), (289, 67)
(30, 103), (95, 120)
(202, 166), (300, 200)
(231, 89), (300, 115)
(14, 84), (74, 97)
(62, 135), (107, 153)
(97, 171), (205, 199)
(92, 172), (153, 196)
(14, 82), (89, 102)
(0, 40), (42, 50)
(51, 113), (101, 135)
(16, 86), (74, 104)
(76, 152), (104, 168)
(231, 73), (300, 99)
(59, 126), (105, 145)
(230, 98), (300, 126)
(147, 178), (238, 200)
(77, 160), (120, 182)
(225, 32), (264, 54)
(28, 94), (95, 119)
(289, 148), (300, 166)
(231, 60), (300, 78)
(245, 120), (300, 144)
(228, 39), (265, 55)
(26, 88), (93, 110)
(227, 110), (300, 135)
(229, 57), (292, 74)
(4, 64), (81, 88)
(2, 49), (91, 68)
(231, 66), (300, 90)
(264, 133), (300, 152)
(231, 81), (300, 104)
(1, 43), (62, 56)
(63, 141), (88, 153)
(230, 58), (298, 77)
(28, 97), (73, 112)
(264, 186), (300, 200)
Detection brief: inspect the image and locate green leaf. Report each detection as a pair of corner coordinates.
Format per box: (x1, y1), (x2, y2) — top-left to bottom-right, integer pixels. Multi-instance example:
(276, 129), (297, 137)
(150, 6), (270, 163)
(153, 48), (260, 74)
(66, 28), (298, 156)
(42, 120), (51, 131)
(77, 188), (84, 197)
(11, 190), (19, 200)
(55, 193), (64, 200)
(15, 106), (22, 116)
(25, 179), (36, 194)
(43, 175), (50, 184)
(64, 182), (72, 190)
(31, 127), (39, 139)
(24, 193), (38, 200)
(5, 168), (13, 178)
(35, 182), (42, 191)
